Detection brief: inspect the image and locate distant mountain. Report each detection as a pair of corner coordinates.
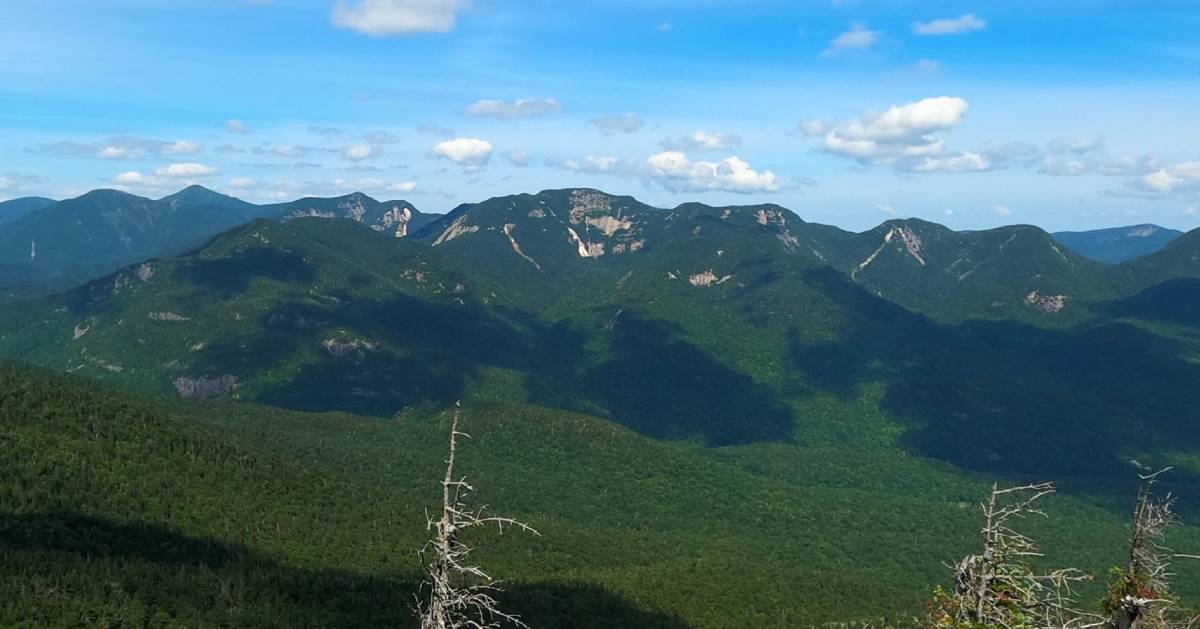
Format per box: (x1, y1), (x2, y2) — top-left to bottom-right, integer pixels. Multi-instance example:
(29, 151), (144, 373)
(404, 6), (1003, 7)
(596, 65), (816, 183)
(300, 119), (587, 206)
(1113, 227), (1200, 292)
(1053, 224), (1182, 264)
(812, 219), (1115, 322)
(267, 192), (438, 238)
(0, 186), (428, 297)
(0, 196), (55, 226)
(414, 190), (1112, 322)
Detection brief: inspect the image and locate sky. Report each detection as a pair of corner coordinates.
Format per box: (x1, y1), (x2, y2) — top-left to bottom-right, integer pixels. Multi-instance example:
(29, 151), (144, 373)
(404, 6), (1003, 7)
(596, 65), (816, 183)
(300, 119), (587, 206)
(2, 0), (1199, 232)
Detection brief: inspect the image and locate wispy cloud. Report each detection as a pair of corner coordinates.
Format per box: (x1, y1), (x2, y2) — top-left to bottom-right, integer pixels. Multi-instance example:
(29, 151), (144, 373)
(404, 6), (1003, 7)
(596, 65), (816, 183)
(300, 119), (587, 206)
(465, 98), (562, 119)
(824, 23), (880, 56)
(913, 14), (986, 36)
(590, 113), (643, 136)
(332, 0), (464, 35)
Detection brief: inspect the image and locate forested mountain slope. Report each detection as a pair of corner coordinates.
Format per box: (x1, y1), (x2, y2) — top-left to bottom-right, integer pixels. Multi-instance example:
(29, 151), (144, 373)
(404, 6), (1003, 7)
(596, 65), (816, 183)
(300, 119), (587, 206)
(5, 361), (1196, 627)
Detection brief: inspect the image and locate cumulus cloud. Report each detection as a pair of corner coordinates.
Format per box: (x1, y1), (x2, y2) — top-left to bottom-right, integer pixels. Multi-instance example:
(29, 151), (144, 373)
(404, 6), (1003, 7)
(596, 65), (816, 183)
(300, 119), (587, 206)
(433, 137), (493, 167)
(553, 151), (781, 194)
(660, 130), (742, 152)
(992, 204), (1013, 217)
(154, 163), (218, 178)
(226, 119), (251, 134)
(343, 143), (382, 161)
(112, 171), (147, 185)
(590, 113), (644, 136)
(332, 0), (463, 35)
(646, 151), (780, 193)
(813, 96), (984, 172)
(465, 98), (561, 119)
(913, 13), (986, 36)
(824, 23), (880, 55)
(1132, 161), (1200, 195)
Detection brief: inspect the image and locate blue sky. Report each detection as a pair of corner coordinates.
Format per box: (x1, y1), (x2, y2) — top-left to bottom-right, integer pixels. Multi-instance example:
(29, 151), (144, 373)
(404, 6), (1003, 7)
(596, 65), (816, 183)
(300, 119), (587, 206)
(2, 0), (1199, 231)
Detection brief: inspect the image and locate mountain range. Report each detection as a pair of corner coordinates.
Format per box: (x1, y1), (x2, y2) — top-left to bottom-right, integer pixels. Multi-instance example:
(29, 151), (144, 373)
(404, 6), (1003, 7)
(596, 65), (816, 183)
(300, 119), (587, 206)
(3, 185), (1200, 626)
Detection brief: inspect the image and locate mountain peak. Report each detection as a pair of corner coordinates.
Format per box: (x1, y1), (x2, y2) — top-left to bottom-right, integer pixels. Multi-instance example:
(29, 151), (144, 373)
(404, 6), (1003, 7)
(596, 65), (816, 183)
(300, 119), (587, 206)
(160, 185), (240, 205)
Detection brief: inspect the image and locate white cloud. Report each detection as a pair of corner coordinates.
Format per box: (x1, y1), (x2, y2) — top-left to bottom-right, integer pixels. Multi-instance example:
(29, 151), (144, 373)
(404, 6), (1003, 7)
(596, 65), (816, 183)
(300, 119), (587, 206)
(992, 204), (1012, 216)
(433, 137), (493, 167)
(1135, 161), (1200, 194)
(154, 163), (217, 178)
(913, 13), (986, 36)
(660, 130), (742, 152)
(100, 146), (134, 159)
(343, 143), (382, 161)
(333, 177), (417, 193)
(815, 96), (983, 172)
(226, 119), (251, 134)
(830, 96), (968, 143)
(590, 113), (644, 136)
(465, 98), (561, 119)
(38, 137), (205, 160)
(112, 171), (147, 185)
(909, 152), (990, 173)
(824, 23), (880, 55)
(229, 177), (257, 189)
(1185, 206), (1198, 216)
(332, 0), (463, 35)
(163, 140), (203, 156)
(657, 21), (673, 32)
(505, 149), (530, 167)
(559, 155), (628, 174)
(389, 181), (417, 193)
(645, 151), (780, 193)
(1039, 137), (1160, 178)
(875, 203), (897, 215)
(552, 151), (782, 194)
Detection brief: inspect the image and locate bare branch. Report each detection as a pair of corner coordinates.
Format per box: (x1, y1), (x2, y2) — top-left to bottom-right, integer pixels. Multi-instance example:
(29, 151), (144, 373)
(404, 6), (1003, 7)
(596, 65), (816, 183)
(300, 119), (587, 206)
(416, 402), (540, 629)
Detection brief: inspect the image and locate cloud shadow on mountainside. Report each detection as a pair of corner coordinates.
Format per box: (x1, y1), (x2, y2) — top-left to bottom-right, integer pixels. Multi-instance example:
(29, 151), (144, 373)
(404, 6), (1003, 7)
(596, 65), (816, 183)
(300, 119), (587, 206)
(177, 246), (316, 296)
(529, 311), (796, 447)
(193, 292), (586, 417)
(788, 267), (1200, 504)
(0, 511), (689, 629)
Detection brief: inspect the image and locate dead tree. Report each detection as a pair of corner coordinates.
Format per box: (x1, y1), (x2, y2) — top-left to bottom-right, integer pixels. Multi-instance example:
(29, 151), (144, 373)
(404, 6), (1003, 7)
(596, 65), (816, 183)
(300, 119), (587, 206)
(1104, 468), (1200, 629)
(417, 402), (539, 629)
(931, 482), (1103, 629)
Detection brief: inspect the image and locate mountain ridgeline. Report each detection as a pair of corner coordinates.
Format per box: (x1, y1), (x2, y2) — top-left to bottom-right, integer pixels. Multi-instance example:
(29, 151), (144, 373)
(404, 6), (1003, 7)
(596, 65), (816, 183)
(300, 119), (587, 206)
(1053, 224), (1183, 264)
(0, 186), (436, 297)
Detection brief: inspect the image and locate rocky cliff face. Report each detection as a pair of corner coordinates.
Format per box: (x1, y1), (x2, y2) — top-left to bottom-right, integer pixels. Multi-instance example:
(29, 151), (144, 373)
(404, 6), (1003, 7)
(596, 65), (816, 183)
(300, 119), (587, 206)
(274, 193), (430, 238)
